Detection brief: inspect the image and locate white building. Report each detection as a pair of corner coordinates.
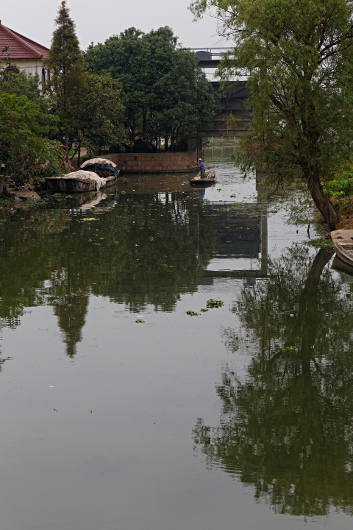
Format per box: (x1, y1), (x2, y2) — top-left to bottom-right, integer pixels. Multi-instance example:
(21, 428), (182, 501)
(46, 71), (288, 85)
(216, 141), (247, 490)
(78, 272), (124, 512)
(0, 20), (49, 83)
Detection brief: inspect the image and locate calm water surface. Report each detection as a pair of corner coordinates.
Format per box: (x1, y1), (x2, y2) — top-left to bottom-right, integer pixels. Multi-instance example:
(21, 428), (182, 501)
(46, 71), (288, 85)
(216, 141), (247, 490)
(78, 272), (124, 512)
(1, 148), (353, 530)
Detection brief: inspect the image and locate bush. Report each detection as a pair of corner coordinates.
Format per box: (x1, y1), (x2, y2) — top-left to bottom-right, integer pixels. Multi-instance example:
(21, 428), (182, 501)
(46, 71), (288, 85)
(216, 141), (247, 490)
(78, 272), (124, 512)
(0, 92), (65, 185)
(323, 170), (353, 198)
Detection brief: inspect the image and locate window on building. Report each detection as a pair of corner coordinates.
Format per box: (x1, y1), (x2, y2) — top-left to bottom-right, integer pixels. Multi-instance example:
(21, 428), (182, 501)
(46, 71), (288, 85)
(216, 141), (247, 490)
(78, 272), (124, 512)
(4, 66), (20, 74)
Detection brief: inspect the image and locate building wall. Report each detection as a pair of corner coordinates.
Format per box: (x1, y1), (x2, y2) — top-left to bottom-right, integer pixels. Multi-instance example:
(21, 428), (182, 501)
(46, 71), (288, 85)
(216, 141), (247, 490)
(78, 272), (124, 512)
(10, 60), (49, 85)
(101, 151), (202, 174)
(12, 59), (43, 77)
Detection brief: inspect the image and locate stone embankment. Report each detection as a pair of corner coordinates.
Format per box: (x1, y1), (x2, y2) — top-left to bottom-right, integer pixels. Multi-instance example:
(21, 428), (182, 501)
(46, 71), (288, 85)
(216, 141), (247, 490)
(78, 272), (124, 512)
(101, 152), (200, 174)
(0, 177), (41, 205)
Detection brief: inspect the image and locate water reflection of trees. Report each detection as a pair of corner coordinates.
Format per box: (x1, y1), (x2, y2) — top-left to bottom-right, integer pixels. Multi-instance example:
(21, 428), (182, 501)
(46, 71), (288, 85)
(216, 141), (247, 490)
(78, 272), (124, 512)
(193, 246), (353, 517)
(0, 193), (219, 356)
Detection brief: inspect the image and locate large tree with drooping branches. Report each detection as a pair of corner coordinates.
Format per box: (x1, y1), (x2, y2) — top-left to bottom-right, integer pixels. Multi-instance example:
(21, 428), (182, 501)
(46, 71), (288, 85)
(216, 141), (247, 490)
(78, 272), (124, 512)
(190, 0), (353, 230)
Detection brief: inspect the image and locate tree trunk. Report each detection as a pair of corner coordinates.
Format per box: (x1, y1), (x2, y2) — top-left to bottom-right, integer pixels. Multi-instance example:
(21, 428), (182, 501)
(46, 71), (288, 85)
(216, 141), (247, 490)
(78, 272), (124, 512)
(306, 169), (340, 231)
(142, 111), (147, 138)
(65, 134), (69, 164)
(77, 139), (81, 169)
(165, 136), (168, 152)
(171, 132), (175, 152)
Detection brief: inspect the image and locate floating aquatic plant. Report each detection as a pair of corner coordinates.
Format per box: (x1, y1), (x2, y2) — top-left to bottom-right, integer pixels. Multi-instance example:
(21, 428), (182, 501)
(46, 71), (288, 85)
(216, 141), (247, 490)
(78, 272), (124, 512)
(206, 299), (224, 309)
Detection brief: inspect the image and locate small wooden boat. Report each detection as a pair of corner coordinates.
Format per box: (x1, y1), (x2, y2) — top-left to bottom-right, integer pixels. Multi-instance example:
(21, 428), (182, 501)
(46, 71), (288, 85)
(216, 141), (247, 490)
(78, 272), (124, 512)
(46, 170), (119, 193)
(331, 230), (353, 267)
(190, 170), (216, 186)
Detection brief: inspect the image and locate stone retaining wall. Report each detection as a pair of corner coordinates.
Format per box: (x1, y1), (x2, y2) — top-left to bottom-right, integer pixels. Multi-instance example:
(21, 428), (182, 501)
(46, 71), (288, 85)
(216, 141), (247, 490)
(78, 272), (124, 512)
(101, 151), (203, 173)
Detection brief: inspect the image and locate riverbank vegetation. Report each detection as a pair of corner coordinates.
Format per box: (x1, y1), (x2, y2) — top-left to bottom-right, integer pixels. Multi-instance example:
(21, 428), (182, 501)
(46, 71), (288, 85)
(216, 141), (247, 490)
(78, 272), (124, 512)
(0, 74), (66, 185)
(0, 1), (217, 187)
(319, 166), (353, 229)
(190, 0), (353, 231)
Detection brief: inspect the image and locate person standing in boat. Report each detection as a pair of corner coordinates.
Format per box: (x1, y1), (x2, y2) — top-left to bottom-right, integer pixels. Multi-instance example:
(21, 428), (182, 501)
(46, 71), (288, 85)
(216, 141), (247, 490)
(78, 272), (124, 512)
(193, 158), (206, 178)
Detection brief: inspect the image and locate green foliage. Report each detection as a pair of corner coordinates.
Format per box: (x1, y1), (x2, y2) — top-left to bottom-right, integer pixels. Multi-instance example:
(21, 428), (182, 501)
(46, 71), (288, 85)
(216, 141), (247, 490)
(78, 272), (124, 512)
(281, 346), (298, 353)
(306, 237), (334, 249)
(206, 299), (224, 308)
(74, 73), (125, 156)
(85, 26), (219, 148)
(190, 0), (353, 229)
(44, 1), (87, 159)
(0, 64), (59, 126)
(44, 2), (125, 160)
(0, 91), (64, 184)
(323, 171), (353, 197)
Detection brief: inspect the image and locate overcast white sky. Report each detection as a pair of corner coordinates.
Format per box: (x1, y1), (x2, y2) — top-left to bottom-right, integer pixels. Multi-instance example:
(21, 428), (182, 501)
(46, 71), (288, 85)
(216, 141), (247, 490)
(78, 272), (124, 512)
(2, 0), (230, 51)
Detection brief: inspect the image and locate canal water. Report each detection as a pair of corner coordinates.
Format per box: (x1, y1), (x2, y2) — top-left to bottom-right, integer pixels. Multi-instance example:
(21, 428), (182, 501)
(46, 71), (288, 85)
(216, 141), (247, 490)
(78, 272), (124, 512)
(0, 149), (353, 530)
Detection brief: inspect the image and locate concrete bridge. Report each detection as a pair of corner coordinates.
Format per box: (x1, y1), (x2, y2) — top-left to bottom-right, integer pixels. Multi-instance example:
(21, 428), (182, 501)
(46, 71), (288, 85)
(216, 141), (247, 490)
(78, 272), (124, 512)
(191, 48), (251, 138)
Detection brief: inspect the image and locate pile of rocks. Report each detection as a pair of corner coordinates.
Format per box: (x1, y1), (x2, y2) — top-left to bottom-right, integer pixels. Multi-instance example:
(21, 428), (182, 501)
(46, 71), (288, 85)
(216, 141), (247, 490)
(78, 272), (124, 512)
(0, 177), (41, 205)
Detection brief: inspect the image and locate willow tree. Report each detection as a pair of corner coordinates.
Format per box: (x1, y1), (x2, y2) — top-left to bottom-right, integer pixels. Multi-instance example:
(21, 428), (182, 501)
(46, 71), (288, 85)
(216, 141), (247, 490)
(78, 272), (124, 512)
(190, 0), (353, 230)
(44, 1), (86, 162)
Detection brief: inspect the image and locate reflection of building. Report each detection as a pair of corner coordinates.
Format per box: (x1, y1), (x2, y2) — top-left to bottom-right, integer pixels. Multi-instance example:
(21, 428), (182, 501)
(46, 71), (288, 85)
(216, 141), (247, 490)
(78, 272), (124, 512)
(0, 21), (49, 82)
(202, 203), (268, 280)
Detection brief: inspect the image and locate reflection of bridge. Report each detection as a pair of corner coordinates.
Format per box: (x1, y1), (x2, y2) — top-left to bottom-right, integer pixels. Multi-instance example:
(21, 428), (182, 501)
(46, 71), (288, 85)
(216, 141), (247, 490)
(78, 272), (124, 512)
(201, 202), (268, 283)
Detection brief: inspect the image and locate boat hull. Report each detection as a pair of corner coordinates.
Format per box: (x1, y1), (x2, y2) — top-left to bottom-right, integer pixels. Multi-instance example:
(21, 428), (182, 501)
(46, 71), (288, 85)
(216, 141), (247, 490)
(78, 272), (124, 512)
(331, 229), (353, 267)
(190, 179), (216, 186)
(45, 174), (118, 193)
(190, 170), (216, 186)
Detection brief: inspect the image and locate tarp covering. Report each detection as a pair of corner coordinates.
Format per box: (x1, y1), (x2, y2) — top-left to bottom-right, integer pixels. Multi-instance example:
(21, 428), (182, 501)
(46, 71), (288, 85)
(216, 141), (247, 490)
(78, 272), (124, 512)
(62, 170), (107, 191)
(80, 158), (119, 178)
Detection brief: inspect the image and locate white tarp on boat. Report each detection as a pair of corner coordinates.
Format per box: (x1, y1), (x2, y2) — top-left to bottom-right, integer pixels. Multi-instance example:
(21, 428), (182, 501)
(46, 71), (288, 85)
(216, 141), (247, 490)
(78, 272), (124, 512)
(62, 170), (106, 191)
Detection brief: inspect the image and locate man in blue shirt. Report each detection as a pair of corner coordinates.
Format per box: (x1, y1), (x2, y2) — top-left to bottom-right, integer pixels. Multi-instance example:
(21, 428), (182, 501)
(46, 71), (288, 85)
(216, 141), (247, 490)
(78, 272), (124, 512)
(193, 158), (206, 178)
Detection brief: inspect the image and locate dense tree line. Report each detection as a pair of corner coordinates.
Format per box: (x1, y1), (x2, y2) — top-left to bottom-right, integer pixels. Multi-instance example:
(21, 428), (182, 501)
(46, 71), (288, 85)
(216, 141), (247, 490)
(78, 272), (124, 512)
(85, 26), (219, 149)
(0, 69), (65, 184)
(43, 1), (125, 164)
(0, 1), (219, 183)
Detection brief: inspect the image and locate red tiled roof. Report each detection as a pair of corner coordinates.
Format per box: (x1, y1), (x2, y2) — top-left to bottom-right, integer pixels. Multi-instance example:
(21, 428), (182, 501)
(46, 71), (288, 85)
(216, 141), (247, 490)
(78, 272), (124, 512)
(0, 21), (49, 61)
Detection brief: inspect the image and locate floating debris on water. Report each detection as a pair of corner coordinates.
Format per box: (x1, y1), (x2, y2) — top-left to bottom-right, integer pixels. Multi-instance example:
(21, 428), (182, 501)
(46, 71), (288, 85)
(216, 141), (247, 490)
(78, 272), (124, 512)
(206, 299), (224, 308)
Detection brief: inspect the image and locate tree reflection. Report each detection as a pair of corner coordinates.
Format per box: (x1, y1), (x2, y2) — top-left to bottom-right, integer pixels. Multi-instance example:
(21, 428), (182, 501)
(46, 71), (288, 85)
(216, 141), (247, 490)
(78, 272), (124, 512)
(0, 193), (219, 356)
(193, 246), (353, 517)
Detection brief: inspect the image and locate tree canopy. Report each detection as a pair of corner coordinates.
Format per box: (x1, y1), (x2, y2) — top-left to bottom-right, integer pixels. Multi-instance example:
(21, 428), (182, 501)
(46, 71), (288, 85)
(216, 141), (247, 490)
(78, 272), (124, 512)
(44, 1), (125, 163)
(0, 64), (65, 183)
(73, 73), (125, 161)
(85, 26), (219, 148)
(190, 0), (353, 229)
(44, 1), (87, 162)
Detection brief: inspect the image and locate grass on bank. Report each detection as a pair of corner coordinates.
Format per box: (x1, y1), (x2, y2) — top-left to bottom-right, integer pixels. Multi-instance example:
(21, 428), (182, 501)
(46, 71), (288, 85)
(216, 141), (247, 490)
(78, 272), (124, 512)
(316, 168), (353, 230)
